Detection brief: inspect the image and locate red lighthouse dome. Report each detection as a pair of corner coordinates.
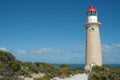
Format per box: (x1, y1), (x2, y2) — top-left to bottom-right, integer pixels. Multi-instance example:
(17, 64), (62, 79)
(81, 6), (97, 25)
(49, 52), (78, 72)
(88, 5), (96, 12)
(87, 5), (97, 16)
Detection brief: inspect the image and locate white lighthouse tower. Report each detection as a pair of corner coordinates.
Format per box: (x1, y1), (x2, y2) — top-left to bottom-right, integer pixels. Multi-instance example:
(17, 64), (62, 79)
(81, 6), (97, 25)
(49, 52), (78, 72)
(84, 5), (102, 71)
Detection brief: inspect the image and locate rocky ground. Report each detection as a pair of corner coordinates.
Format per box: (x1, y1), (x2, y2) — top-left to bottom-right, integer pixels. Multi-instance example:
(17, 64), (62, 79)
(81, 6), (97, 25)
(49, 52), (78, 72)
(18, 73), (88, 80)
(51, 73), (88, 80)
(18, 73), (45, 80)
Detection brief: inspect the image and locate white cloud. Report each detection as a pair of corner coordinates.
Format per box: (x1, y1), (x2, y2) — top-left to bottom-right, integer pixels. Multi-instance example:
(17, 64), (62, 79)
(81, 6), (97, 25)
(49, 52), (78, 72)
(102, 43), (120, 63)
(102, 43), (120, 52)
(32, 48), (62, 54)
(33, 48), (52, 54)
(0, 47), (8, 51)
(53, 48), (63, 54)
(103, 55), (120, 64)
(16, 50), (26, 55)
(71, 45), (85, 53)
(102, 44), (112, 52)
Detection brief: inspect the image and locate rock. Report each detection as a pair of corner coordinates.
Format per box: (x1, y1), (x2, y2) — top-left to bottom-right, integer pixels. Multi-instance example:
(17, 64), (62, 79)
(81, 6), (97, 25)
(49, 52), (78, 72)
(51, 73), (88, 80)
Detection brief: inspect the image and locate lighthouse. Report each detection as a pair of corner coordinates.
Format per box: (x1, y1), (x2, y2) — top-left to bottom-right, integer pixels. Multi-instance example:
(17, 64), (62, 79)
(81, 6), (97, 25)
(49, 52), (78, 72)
(84, 5), (102, 71)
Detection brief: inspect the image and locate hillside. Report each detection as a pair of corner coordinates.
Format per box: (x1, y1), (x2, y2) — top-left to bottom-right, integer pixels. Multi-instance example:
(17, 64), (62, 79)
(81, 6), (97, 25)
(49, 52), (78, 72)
(0, 50), (84, 80)
(0, 50), (20, 80)
(0, 50), (120, 80)
(88, 65), (120, 80)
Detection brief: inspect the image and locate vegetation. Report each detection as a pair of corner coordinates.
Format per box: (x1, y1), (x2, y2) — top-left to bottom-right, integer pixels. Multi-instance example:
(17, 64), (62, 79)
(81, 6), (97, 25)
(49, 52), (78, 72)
(0, 50), (84, 80)
(0, 50), (120, 80)
(0, 50), (19, 80)
(88, 65), (120, 80)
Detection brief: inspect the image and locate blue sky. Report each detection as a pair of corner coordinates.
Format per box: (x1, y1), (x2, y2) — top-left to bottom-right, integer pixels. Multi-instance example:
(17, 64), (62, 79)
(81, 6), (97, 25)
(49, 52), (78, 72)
(0, 0), (120, 64)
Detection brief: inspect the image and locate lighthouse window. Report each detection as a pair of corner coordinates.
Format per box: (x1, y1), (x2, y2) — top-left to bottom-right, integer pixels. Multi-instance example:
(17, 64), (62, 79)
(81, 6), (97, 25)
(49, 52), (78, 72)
(92, 28), (94, 31)
(90, 11), (92, 15)
(89, 28), (95, 32)
(91, 11), (97, 16)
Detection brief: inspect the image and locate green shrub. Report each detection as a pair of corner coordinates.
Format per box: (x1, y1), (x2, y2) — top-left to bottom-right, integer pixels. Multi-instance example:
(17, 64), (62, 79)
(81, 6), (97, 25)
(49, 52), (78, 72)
(88, 65), (120, 80)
